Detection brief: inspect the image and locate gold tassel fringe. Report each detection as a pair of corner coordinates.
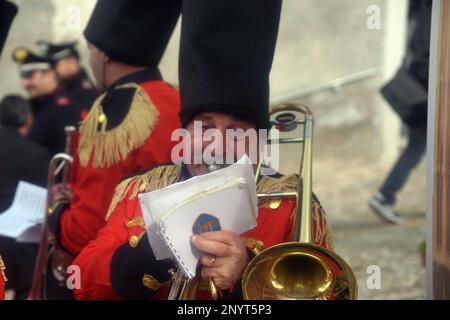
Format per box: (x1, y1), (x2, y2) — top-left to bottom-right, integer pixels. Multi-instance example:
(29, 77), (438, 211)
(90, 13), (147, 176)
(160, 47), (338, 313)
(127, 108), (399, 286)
(256, 174), (298, 206)
(257, 174), (332, 249)
(78, 83), (159, 168)
(106, 165), (183, 220)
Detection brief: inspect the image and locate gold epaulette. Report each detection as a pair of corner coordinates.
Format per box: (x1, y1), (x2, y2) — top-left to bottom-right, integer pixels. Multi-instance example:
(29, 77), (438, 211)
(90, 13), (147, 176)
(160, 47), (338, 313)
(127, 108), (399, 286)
(0, 255), (7, 282)
(78, 83), (159, 168)
(256, 174), (333, 249)
(106, 164), (183, 220)
(256, 174), (298, 207)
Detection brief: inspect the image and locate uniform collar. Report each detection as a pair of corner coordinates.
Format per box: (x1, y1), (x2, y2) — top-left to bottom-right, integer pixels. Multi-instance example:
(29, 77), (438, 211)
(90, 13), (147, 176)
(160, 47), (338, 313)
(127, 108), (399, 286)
(108, 68), (162, 90)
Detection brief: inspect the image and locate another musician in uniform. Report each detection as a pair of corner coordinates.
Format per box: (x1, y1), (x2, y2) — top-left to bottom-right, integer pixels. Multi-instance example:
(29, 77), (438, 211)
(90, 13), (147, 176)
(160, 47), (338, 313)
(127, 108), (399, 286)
(0, 96), (48, 299)
(72, 0), (332, 300)
(41, 0), (181, 299)
(12, 47), (85, 155)
(37, 40), (97, 115)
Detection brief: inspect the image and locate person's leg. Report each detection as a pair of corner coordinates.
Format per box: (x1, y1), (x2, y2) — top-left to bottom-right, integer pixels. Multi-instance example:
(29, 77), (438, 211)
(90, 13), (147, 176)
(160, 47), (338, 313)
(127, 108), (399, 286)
(379, 123), (427, 204)
(369, 123), (427, 224)
(14, 242), (39, 299)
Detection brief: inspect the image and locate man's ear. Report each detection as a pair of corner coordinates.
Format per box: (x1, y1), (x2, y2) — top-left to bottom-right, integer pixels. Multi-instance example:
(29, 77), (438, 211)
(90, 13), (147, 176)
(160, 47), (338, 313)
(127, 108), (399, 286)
(20, 115), (34, 137)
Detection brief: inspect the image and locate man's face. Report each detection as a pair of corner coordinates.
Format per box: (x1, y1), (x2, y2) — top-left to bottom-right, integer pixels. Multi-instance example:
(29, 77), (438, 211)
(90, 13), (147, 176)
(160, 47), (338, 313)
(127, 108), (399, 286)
(87, 42), (106, 91)
(21, 69), (58, 98)
(185, 112), (258, 177)
(55, 56), (80, 80)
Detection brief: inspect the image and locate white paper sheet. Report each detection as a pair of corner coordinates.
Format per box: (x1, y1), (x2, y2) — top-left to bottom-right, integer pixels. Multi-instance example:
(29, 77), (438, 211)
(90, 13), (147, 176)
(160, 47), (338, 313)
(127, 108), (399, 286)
(0, 181), (46, 241)
(139, 155), (258, 278)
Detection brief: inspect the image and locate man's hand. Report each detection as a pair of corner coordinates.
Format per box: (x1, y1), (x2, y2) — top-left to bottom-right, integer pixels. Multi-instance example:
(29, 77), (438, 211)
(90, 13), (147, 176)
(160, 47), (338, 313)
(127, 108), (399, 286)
(50, 183), (73, 203)
(191, 230), (248, 290)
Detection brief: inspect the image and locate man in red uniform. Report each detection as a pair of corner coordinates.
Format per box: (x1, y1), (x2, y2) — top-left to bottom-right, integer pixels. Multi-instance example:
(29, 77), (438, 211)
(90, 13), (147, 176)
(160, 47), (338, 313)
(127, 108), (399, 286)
(41, 0), (182, 299)
(72, 0), (332, 300)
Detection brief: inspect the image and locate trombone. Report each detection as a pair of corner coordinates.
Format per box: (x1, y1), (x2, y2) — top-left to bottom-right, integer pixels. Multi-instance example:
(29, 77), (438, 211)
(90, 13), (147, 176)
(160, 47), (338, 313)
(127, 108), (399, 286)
(29, 126), (76, 300)
(242, 103), (357, 300)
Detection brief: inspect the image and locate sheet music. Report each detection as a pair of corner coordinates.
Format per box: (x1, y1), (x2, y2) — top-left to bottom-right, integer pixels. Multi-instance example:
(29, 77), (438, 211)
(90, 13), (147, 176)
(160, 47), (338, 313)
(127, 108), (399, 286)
(139, 155), (258, 277)
(0, 181), (46, 241)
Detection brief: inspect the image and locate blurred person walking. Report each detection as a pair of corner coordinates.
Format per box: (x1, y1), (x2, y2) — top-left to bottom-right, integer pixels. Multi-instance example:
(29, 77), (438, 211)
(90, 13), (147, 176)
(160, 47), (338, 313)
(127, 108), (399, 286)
(369, 0), (432, 224)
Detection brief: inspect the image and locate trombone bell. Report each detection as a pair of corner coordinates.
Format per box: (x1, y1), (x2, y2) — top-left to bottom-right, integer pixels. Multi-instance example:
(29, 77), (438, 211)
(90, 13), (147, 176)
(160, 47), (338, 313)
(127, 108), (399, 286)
(242, 242), (356, 300)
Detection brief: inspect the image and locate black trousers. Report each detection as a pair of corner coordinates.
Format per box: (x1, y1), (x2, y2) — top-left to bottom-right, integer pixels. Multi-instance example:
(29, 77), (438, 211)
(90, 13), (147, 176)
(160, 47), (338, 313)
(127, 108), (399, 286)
(379, 123), (427, 204)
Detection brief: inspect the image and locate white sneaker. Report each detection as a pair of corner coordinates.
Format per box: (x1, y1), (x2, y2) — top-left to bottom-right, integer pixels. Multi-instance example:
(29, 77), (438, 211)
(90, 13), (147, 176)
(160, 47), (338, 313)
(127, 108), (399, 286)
(368, 192), (404, 225)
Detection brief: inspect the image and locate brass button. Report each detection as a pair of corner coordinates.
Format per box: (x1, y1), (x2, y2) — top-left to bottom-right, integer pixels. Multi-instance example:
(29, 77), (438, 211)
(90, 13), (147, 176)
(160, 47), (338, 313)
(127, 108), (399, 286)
(269, 198), (282, 210)
(142, 274), (161, 291)
(98, 113), (106, 124)
(129, 235), (139, 248)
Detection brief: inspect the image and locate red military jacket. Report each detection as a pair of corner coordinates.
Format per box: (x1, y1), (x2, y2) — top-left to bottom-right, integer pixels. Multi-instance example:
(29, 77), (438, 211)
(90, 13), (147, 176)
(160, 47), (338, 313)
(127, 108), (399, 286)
(51, 69), (181, 255)
(73, 164), (332, 300)
(0, 255), (6, 300)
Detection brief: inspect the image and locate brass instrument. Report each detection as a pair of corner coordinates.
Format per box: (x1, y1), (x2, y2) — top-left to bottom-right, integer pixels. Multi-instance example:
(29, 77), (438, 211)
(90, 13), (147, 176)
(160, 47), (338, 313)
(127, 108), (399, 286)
(168, 273), (201, 300)
(29, 126), (76, 300)
(242, 103), (357, 300)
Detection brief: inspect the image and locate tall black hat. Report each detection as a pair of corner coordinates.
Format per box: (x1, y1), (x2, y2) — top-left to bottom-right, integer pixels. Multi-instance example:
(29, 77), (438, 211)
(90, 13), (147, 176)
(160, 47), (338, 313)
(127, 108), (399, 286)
(179, 0), (282, 130)
(84, 0), (181, 67)
(0, 0), (17, 59)
(36, 40), (79, 60)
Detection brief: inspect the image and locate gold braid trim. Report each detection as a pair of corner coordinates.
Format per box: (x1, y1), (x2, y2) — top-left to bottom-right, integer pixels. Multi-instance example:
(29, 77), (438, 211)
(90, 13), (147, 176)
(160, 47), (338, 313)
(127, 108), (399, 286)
(312, 202), (333, 250)
(106, 165), (183, 220)
(0, 255), (7, 282)
(241, 237), (264, 256)
(125, 217), (146, 228)
(256, 174), (298, 207)
(78, 83), (159, 168)
(105, 176), (135, 221)
(142, 274), (171, 291)
(256, 174), (333, 249)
